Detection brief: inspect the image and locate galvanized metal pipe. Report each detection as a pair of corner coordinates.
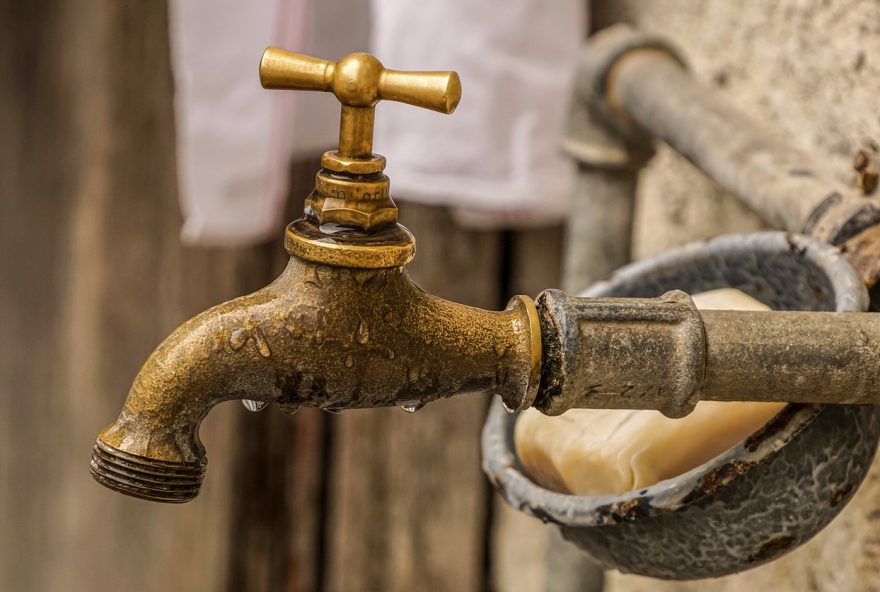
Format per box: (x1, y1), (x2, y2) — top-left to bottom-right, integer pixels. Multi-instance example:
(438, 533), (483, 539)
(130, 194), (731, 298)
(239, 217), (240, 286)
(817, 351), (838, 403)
(562, 168), (637, 294)
(577, 26), (880, 246)
(701, 309), (880, 405)
(611, 52), (843, 237)
(535, 289), (880, 417)
(560, 94), (646, 295)
(555, 27), (880, 417)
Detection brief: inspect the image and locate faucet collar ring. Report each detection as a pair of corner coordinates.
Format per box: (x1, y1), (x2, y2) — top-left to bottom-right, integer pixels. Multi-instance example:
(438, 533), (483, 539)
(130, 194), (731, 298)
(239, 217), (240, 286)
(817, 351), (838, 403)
(503, 294), (543, 412)
(284, 218), (415, 269)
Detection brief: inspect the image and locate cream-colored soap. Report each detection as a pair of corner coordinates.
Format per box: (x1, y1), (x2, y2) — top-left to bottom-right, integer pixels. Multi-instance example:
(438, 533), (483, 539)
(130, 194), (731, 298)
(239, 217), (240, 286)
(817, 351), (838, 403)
(515, 288), (786, 496)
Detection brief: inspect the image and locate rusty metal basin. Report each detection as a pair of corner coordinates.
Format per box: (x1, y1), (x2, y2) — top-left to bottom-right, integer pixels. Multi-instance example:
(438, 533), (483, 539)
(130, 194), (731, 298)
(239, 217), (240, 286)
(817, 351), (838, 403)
(483, 232), (880, 579)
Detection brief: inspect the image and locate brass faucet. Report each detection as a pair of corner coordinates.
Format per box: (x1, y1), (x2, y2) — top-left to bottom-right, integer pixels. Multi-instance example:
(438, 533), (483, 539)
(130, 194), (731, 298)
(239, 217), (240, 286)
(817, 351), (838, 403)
(91, 49), (880, 505)
(90, 50), (542, 503)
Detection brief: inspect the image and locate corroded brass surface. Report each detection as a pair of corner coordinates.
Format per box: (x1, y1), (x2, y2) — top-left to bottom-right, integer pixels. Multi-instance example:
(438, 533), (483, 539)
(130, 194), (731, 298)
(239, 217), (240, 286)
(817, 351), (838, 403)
(92, 255), (540, 502)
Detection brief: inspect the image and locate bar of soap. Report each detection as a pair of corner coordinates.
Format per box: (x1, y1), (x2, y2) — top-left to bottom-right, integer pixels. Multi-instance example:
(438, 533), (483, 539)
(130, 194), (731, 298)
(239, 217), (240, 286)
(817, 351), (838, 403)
(515, 288), (786, 496)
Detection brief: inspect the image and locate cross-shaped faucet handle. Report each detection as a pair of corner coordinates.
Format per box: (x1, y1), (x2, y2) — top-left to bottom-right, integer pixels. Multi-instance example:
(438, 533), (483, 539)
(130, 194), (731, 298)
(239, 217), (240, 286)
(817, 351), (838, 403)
(260, 49), (461, 162)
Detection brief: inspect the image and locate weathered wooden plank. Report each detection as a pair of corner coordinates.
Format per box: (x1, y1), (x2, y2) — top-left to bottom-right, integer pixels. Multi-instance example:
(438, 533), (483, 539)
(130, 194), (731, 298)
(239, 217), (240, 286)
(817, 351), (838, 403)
(323, 202), (503, 592)
(0, 2), (318, 590)
(490, 226), (569, 592)
(224, 158), (326, 592)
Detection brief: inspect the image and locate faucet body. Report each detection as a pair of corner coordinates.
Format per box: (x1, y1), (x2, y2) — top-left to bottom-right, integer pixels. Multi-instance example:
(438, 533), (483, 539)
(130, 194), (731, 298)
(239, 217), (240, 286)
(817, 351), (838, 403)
(92, 50), (541, 502)
(92, 235), (539, 501)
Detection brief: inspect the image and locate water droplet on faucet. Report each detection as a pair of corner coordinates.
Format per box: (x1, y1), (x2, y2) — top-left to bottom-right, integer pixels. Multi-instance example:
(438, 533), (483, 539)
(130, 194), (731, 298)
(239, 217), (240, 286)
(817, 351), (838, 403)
(230, 329), (248, 351)
(243, 399), (269, 412)
(305, 266), (323, 288)
(356, 320), (370, 344)
(401, 400), (426, 413)
(254, 329), (271, 358)
(285, 322), (302, 338)
(278, 400), (301, 415)
(344, 353), (354, 368)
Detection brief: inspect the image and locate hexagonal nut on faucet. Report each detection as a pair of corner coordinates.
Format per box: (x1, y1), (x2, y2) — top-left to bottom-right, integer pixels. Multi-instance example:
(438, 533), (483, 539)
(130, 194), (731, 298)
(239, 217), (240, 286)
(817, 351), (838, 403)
(307, 200), (399, 230)
(306, 172), (399, 230)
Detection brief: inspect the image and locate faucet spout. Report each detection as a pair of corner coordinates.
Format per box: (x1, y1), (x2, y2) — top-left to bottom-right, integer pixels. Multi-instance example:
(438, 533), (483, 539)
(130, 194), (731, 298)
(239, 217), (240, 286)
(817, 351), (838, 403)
(91, 252), (541, 502)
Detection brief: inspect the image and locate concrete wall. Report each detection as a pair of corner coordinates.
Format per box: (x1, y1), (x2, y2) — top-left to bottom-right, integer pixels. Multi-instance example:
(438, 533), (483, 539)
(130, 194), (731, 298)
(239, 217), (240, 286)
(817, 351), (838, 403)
(593, 1), (880, 590)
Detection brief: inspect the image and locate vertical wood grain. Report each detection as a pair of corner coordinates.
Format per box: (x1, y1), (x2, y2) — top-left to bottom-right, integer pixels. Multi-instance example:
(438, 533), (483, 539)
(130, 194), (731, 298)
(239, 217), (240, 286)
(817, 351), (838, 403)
(224, 158), (325, 592)
(490, 226), (568, 592)
(0, 2), (312, 590)
(323, 203), (504, 592)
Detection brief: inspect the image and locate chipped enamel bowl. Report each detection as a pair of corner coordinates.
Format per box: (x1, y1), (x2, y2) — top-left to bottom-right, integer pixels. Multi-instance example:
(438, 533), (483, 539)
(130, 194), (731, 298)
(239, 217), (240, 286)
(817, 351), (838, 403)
(483, 232), (880, 579)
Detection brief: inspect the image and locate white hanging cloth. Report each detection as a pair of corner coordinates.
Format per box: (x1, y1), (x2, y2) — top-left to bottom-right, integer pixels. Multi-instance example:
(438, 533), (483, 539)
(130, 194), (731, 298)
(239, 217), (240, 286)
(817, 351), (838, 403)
(169, 0), (583, 245)
(371, 0), (585, 228)
(168, 0), (368, 246)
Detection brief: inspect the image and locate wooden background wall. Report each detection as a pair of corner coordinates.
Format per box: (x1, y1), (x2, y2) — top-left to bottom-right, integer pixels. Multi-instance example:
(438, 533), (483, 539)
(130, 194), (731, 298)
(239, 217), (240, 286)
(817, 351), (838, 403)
(0, 1), (563, 590)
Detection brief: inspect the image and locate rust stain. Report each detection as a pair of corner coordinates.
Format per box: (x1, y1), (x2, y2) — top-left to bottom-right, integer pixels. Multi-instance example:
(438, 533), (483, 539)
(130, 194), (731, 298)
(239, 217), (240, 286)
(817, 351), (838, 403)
(748, 535), (796, 563)
(854, 147), (879, 196)
(841, 224), (880, 288)
(744, 404), (808, 452)
(830, 483), (854, 508)
(680, 460), (756, 504)
(604, 497), (654, 523)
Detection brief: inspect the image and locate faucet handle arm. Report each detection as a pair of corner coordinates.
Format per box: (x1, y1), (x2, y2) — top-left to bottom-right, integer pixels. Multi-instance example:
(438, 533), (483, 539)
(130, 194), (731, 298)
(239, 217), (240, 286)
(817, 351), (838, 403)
(378, 69), (461, 114)
(259, 49), (335, 92)
(259, 47), (460, 159)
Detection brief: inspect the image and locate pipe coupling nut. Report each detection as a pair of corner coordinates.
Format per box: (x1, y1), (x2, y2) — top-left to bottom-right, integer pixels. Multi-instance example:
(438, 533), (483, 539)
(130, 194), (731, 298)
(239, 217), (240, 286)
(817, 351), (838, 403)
(535, 289), (706, 418)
